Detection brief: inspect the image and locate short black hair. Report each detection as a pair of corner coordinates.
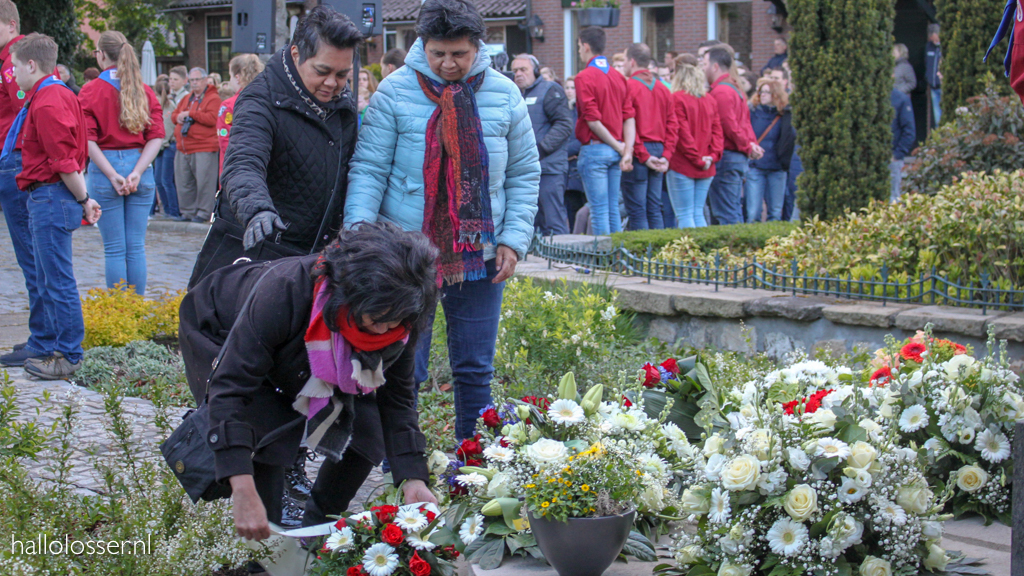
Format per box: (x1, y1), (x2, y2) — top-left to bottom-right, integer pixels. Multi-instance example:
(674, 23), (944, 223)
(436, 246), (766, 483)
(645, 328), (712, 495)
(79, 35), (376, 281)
(578, 27), (606, 56)
(293, 5), (363, 64)
(626, 43), (652, 69)
(382, 48), (407, 68)
(698, 39), (721, 50)
(705, 46), (732, 70)
(314, 222), (439, 334)
(416, 0), (486, 43)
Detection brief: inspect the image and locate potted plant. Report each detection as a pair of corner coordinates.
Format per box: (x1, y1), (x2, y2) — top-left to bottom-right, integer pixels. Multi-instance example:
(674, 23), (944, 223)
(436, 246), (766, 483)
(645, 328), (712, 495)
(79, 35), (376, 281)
(573, 0), (620, 28)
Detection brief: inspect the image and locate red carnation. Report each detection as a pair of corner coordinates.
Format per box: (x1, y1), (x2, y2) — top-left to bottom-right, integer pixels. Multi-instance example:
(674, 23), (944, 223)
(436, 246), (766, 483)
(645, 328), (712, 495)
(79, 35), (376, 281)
(782, 399), (799, 415)
(382, 523), (404, 546)
(482, 408), (501, 428)
(954, 343), (967, 355)
(870, 367), (892, 387)
(334, 518), (347, 530)
(900, 342), (926, 363)
(424, 509), (437, 523)
(522, 396), (550, 410)
(372, 504), (399, 524)
(348, 566), (365, 576)
(499, 437), (510, 447)
(409, 552), (432, 576)
(660, 358), (680, 375)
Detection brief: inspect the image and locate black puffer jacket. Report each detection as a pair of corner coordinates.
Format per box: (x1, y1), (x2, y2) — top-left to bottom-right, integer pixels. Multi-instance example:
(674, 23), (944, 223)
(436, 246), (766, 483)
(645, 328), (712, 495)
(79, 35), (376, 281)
(222, 48), (357, 253)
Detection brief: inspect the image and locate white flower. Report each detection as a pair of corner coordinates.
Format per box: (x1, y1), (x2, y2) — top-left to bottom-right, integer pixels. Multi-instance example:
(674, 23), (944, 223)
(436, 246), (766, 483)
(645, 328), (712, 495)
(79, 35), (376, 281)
(924, 544), (950, 572)
(639, 454), (669, 479)
(815, 438), (851, 460)
(805, 409), (837, 430)
(958, 427), (976, 445)
(784, 484), (818, 521)
(823, 386), (853, 408)
(363, 543), (399, 576)
(860, 556), (892, 576)
(955, 465), (989, 493)
(944, 355), (977, 380)
(680, 488), (710, 515)
(766, 517), (809, 556)
(459, 514), (485, 545)
(708, 488), (731, 523)
(831, 514), (863, 550)
(525, 438), (568, 466)
(898, 404), (929, 433)
(394, 508), (428, 532)
(548, 399), (585, 425)
(326, 527), (354, 552)
(609, 410), (645, 432)
(703, 434), (725, 456)
(486, 471), (512, 498)
(483, 444), (514, 462)
(837, 478), (866, 504)
(975, 428), (1011, 463)
(406, 531), (438, 551)
(921, 520), (944, 540)
(963, 406), (983, 430)
(427, 450), (449, 476)
(859, 419), (882, 441)
(721, 454), (761, 491)
(877, 500), (907, 526)
(718, 563), (752, 576)
(785, 448), (810, 471)
(601, 304), (617, 321)
(705, 453), (727, 482)
(456, 473), (489, 488)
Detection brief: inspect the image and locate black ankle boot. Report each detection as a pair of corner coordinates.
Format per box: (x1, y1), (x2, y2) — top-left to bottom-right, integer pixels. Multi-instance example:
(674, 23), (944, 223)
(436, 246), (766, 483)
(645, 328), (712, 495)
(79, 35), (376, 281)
(285, 447), (313, 501)
(279, 494), (305, 528)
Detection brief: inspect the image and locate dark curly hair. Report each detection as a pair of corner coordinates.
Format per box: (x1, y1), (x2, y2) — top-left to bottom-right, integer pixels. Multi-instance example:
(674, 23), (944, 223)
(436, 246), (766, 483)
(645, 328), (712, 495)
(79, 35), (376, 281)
(313, 222), (439, 333)
(415, 0), (486, 44)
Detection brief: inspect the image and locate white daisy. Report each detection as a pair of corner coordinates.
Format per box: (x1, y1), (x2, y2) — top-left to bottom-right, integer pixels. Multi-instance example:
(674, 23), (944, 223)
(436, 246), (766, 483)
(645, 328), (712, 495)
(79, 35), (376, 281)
(899, 404), (929, 433)
(766, 517), (809, 556)
(837, 478), (865, 504)
(878, 500), (907, 526)
(456, 473), (489, 488)
(362, 543), (399, 576)
(406, 531), (438, 551)
(459, 514), (485, 545)
(975, 429), (1011, 463)
(547, 399), (585, 425)
(326, 527), (354, 552)
(483, 444), (515, 462)
(815, 438), (851, 460)
(708, 488), (731, 524)
(393, 507), (428, 532)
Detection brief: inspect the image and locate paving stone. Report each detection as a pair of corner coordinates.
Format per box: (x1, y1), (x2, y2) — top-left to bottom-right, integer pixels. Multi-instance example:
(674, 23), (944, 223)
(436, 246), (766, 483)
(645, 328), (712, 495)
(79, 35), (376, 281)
(673, 289), (753, 318)
(988, 313), (1024, 343)
(822, 304), (913, 328)
(894, 306), (1006, 338)
(614, 283), (676, 316)
(745, 296), (826, 322)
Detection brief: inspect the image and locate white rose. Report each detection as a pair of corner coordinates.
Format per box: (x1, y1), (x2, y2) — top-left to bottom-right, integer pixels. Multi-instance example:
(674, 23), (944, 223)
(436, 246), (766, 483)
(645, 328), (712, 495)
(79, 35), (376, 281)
(846, 442), (878, 470)
(896, 481), (934, 514)
(720, 455), (762, 491)
(704, 435), (725, 456)
(804, 408), (837, 430)
(427, 450), (450, 476)
(786, 447), (810, 471)
(486, 472), (512, 498)
(675, 545), (702, 566)
(859, 419), (882, 440)
(823, 386), (853, 408)
(924, 544), (949, 572)
(955, 465), (989, 493)
(860, 556), (892, 576)
(525, 439), (567, 466)
(680, 488), (710, 514)
(784, 484), (818, 521)
(944, 355), (977, 380)
(705, 453), (728, 482)
(921, 520), (944, 540)
(718, 562), (752, 576)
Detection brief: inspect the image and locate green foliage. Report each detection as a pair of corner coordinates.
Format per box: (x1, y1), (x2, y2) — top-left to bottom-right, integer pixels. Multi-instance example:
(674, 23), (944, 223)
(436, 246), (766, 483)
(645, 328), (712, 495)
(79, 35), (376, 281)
(76, 340), (191, 404)
(937, 0), (1010, 120)
(366, 63), (383, 81)
(18, 0), (81, 64)
(418, 387), (457, 454)
(73, 0), (184, 55)
(788, 0), (894, 219)
(610, 222), (798, 254)
(904, 76), (1024, 195)
(81, 283), (184, 349)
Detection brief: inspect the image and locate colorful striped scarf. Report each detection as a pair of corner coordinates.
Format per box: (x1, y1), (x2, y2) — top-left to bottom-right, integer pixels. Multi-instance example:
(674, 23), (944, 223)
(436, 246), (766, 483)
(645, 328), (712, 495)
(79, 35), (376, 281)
(417, 71), (495, 286)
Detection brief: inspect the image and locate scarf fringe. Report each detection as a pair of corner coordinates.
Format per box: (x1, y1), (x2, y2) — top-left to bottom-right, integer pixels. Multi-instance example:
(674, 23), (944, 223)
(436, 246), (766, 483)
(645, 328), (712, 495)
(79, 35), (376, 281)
(350, 357), (386, 389)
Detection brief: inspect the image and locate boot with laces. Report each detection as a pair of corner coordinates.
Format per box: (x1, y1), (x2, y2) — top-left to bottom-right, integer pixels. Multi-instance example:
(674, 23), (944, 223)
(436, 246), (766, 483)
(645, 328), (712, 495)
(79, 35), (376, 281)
(24, 352), (81, 380)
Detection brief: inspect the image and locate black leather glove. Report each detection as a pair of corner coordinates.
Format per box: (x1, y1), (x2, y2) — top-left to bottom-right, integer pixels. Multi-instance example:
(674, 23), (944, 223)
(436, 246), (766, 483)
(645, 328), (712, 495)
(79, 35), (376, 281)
(243, 211), (288, 250)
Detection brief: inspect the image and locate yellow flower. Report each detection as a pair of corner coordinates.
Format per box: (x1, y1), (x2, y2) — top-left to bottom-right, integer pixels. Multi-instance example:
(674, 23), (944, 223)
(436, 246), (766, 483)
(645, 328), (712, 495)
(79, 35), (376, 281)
(581, 484), (590, 492)
(548, 478), (556, 483)
(551, 497), (558, 503)
(541, 501), (550, 508)
(526, 483), (536, 489)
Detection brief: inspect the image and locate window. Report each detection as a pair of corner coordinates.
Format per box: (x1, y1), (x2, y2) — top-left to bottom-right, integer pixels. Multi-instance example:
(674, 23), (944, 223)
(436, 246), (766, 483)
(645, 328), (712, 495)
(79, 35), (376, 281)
(708, 1), (753, 66)
(385, 28), (397, 51)
(206, 14), (232, 79)
(640, 5), (674, 65)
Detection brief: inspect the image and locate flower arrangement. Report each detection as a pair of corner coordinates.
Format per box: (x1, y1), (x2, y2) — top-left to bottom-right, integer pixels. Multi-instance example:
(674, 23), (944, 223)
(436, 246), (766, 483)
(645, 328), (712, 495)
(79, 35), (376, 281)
(635, 356), (712, 441)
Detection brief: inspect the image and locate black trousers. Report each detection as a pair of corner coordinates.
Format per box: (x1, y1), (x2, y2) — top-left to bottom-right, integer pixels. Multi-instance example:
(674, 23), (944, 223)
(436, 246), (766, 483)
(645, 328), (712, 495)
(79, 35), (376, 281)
(252, 450), (376, 526)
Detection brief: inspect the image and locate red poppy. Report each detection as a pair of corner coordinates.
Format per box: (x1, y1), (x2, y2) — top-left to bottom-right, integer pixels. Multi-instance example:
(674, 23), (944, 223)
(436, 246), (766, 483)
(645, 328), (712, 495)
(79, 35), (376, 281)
(660, 358), (680, 375)
(381, 523), (404, 546)
(410, 552), (432, 576)
(642, 363), (660, 388)
(870, 367), (892, 387)
(900, 342), (926, 363)
(481, 408), (501, 428)
(372, 504), (399, 524)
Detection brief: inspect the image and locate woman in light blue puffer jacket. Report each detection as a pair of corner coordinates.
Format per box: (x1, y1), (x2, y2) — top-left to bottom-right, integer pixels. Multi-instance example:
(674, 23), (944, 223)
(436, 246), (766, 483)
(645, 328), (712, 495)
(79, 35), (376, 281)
(344, 0), (540, 443)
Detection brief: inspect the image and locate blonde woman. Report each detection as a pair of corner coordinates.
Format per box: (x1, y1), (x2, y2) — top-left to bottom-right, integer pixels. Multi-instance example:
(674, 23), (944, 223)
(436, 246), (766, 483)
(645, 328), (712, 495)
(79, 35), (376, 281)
(359, 67), (378, 94)
(744, 77), (795, 222)
(893, 43), (916, 94)
(217, 53), (265, 175)
(78, 30), (164, 294)
(665, 54), (723, 228)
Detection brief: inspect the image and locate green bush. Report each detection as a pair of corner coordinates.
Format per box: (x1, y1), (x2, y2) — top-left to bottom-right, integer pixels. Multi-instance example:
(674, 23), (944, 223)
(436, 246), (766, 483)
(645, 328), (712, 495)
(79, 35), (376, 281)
(904, 78), (1024, 195)
(76, 340), (190, 404)
(610, 222), (798, 254)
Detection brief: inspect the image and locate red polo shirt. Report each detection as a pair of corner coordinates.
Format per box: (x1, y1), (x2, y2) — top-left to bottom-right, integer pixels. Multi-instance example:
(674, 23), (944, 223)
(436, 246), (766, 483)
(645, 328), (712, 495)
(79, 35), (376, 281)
(708, 74), (756, 155)
(0, 34), (26, 141)
(574, 56), (634, 145)
(78, 67), (164, 150)
(216, 93), (238, 175)
(15, 75), (88, 190)
(627, 70), (678, 163)
(172, 84), (221, 154)
(668, 91), (724, 179)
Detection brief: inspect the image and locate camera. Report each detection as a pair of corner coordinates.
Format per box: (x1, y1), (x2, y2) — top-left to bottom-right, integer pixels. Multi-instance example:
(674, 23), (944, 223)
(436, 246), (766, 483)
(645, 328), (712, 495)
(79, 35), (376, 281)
(180, 115), (195, 137)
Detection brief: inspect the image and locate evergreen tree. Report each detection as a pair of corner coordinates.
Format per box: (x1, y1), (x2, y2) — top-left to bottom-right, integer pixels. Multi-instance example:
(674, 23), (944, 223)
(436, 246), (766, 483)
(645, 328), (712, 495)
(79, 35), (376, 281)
(19, 0), (81, 64)
(788, 0), (894, 220)
(937, 0), (1008, 119)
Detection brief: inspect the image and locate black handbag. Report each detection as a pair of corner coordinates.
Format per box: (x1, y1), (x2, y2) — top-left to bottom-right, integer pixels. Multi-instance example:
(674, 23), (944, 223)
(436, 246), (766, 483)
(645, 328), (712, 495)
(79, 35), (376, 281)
(186, 212), (304, 290)
(161, 262), (304, 503)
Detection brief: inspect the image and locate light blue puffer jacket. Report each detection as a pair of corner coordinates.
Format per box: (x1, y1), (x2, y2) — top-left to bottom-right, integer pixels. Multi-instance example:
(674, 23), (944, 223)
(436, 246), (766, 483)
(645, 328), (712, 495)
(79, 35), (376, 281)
(344, 39), (541, 260)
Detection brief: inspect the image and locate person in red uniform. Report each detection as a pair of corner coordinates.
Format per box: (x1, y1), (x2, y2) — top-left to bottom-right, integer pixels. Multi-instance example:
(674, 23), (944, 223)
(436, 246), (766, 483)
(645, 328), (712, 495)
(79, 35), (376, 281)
(986, 0), (1024, 104)
(5, 33), (101, 380)
(172, 67), (221, 223)
(666, 53), (723, 229)
(78, 30), (164, 296)
(217, 54), (264, 175)
(573, 26), (635, 235)
(622, 42), (677, 230)
(701, 46), (762, 225)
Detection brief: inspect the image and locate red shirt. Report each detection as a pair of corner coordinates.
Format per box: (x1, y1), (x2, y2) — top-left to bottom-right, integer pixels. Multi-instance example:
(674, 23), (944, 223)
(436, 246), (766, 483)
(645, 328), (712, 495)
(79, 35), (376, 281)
(172, 84), (222, 154)
(668, 91), (724, 179)
(0, 35), (27, 141)
(216, 93), (238, 175)
(574, 56), (634, 144)
(78, 67), (164, 150)
(708, 74), (756, 155)
(1013, 1), (1024, 104)
(15, 75), (88, 190)
(627, 70), (678, 163)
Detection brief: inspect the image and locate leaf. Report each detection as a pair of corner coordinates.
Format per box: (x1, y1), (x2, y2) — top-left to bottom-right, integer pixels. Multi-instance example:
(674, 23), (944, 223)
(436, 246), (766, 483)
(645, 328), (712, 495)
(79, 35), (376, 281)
(475, 537), (507, 570)
(620, 531), (657, 562)
(686, 564), (716, 576)
(485, 522), (516, 536)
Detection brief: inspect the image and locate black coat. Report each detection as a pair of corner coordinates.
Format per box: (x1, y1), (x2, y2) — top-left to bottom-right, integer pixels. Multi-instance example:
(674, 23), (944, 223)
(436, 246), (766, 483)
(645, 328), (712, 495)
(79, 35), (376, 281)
(222, 48), (358, 253)
(178, 256), (428, 485)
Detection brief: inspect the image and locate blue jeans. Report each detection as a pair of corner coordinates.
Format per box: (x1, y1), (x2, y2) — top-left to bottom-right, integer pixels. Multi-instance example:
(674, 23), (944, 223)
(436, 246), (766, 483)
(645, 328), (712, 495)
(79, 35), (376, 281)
(26, 181), (85, 363)
(666, 170), (712, 228)
(707, 150), (747, 225)
(783, 146), (802, 222)
(89, 149), (156, 295)
(577, 142), (622, 235)
(622, 142), (665, 230)
(414, 259), (505, 442)
(153, 146), (180, 217)
(890, 159), (904, 202)
(744, 166), (788, 222)
(930, 88), (942, 126)
(660, 186), (675, 228)
(0, 151), (51, 354)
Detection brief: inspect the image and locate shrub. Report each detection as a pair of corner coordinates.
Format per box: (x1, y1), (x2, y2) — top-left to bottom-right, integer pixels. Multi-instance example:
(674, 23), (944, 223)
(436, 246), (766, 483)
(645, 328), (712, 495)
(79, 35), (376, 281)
(610, 222), (798, 254)
(81, 284), (184, 348)
(76, 340), (191, 404)
(938, 0), (1011, 119)
(904, 78), (1024, 195)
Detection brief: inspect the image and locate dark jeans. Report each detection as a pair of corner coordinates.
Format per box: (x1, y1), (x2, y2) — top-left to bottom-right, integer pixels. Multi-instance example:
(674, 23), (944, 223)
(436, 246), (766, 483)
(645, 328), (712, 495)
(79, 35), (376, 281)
(0, 151), (50, 354)
(707, 150), (747, 225)
(535, 173), (569, 236)
(564, 187), (586, 234)
(622, 142), (665, 230)
(153, 146), (180, 217)
(414, 259), (504, 441)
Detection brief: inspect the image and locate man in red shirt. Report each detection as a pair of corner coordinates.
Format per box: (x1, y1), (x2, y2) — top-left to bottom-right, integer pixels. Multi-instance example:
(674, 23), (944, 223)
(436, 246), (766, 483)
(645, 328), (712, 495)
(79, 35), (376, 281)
(573, 26), (635, 235)
(6, 33), (101, 379)
(702, 46), (762, 225)
(172, 67), (221, 223)
(622, 43), (677, 230)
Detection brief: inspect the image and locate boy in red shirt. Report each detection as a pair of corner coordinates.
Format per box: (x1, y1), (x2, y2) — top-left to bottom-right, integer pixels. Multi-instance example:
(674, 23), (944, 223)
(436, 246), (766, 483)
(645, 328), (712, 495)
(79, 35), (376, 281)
(573, 26), (635, 235)
(622, 42), (677, 230)
(6, 33), (101, 379)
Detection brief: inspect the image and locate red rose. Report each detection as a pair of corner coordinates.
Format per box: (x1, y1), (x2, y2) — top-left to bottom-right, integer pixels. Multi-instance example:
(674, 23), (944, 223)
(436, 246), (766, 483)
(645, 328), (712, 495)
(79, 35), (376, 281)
(372, 504), (399, 524)
(465, 458), (483, 467)
(334, 518), (347, 530)
(870, 367), (892, 387)
(900, 342), (926, 363)
(660, 358), (680, 375)
(348, 566), (365, 576)
(482, 408), (501, 428)
(381, 523), (404, 546)
(423, 508), (437, 523)
(457, 436), (483, 458)
(642, 363), (660, 388)
(409, 552), (432, 576)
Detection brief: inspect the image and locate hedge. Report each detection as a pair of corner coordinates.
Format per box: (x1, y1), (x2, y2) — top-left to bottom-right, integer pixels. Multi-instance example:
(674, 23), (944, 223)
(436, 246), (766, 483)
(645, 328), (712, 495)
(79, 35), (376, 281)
(609, 222), (799, 254)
